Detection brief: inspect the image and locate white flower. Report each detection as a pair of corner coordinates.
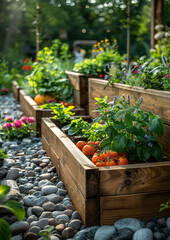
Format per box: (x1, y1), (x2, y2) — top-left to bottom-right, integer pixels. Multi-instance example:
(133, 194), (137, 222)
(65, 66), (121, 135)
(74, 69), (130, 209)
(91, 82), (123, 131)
(155, 24), (164, 31)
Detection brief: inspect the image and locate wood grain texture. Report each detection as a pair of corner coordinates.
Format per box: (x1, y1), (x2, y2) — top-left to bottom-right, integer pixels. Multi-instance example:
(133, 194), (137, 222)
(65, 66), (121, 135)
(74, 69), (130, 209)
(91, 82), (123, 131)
(100, 191), (170, 225)
(12, 81), (22, 102)
(41, 118), (99, 199)
(99, 161), (170, 196)
(66, 71), (97, 114)
(88, 78), (170, 125)
(60, 161), (99, 226)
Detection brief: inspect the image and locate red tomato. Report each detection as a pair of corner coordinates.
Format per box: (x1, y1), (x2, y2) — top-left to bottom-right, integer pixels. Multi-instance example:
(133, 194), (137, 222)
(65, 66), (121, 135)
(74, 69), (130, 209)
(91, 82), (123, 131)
(117, 157), (128, 165)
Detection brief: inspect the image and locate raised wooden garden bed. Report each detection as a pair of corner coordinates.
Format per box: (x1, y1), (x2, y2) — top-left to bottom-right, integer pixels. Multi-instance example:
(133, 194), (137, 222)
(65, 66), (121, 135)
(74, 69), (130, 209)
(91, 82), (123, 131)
(42, 117), (170, 227)
(12, 81), (23, 102)
(88, 78), (170, 158)
(19, 89), (85, 136)
(66, 71), (97, 115)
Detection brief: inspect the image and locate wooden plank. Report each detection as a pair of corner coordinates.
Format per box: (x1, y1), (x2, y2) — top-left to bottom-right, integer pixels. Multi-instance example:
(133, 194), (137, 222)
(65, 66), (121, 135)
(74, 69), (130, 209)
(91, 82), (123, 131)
(41, 118), (99, 199)
(12, 81), (22, 102)
(99, 161), (170, 196)
(42, 135), (60, 176)
(60, 161), (99, 227)
(159, 124), (170, 158)
(100, 191), (170, 225)
(88, 78), (170, 125)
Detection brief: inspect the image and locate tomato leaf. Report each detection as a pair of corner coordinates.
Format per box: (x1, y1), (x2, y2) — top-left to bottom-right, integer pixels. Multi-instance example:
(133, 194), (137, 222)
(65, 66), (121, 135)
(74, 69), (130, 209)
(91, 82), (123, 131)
(111, 134), (128, 152)
(137, 145), (150, 161)
(150, 118), (164, 137)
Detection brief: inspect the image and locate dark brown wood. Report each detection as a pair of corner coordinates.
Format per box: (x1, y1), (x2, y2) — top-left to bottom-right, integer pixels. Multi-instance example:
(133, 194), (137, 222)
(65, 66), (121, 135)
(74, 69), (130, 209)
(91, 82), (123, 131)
(12, 81), (23, 102)
(41, 117), (170, 226)
(66, 71), (97, 114)
(19, 89), (85, 136)
(100, 191), (170, 225)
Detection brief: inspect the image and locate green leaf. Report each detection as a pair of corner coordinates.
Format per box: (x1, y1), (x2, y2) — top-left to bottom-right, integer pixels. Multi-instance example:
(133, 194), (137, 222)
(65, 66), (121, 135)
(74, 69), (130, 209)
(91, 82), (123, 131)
(0, 185), (10, 200)
(105, 126), (117, 138)
(0, 219), (11, 240)
(151, 142), (162, 161)
(114, 110), (124, 119)
(113, 123), (125, 130)
(99, 137), (111, 148)
(125, 113), (133, 127)
(127, 139), (136, 148)
(127, 126), (141, 135)
(1, 200), (25, 221)
(93, 116), (103, 123)
(61, 124), (70, 131)
(137, 145), (151, 161)
(111, 134), (128, 152)
(150, 117), (164, 137)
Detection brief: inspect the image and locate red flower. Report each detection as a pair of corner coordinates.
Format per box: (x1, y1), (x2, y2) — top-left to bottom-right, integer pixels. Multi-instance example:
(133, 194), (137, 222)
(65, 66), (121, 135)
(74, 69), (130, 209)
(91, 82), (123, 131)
(134, 70), (138, 74)
(99, 74), (103, 78)
(34, 59), (38, 62)
(24, 58), (29, 63)
(1, 88), (9, 92)
(22, 65), (26, 70)
(26, 65), (32, 71)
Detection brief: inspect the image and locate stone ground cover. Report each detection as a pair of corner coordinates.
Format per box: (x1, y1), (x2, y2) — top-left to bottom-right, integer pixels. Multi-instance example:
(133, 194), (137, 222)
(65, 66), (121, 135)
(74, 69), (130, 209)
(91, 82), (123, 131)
(0, 94), (170, 240)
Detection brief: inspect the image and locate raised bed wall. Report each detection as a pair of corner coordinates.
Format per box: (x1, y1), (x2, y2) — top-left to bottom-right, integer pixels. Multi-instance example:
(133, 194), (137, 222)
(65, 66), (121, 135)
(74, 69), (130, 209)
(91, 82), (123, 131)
(19, 89), (85, 136)
(12, 81), (23, 102)
(42, 117), (170, 226)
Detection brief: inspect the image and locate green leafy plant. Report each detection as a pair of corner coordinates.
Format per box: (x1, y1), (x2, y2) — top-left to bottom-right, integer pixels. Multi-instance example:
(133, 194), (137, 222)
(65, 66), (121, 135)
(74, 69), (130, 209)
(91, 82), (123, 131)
(73, 39), (122, 76)
(0, 185), (25, 240)
(25, 40), (73, 101)
(53, 104), (75, 124)
(159, 200), (170, 212)
(39, 226), (54, 240)
(63, 118), (91, 136)
(94, 96), (164, 162)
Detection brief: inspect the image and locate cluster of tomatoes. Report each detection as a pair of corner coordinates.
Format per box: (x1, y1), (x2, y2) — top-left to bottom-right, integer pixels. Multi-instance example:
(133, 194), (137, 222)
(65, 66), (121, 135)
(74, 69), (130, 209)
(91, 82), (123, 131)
(59, 101), (75, 107)
(76, 140), (128, 167)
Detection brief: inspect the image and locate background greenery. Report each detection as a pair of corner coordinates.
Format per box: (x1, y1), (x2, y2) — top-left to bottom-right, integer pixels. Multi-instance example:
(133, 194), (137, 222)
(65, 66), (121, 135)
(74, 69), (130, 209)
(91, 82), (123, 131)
(1, 0), (170, 67)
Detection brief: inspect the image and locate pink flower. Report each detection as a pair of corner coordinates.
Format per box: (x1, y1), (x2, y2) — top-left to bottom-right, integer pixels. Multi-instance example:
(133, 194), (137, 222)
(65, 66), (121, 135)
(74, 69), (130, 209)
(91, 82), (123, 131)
(168, 63), (170, 66)
(47, 99), (54, 103)
(27, 117), (36, 124)
(20, 116), (28, 123)
(1, 88), (9, 92)
(4, 123), (13, 129)
(5, 116), (14, 122)
(14, 120), (23, 129)
(165, 74), (169, 78)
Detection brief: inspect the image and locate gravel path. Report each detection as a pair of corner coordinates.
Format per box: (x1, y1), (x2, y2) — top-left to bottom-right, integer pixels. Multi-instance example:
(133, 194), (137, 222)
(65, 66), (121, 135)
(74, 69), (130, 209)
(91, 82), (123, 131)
(0, 94), (170, 240)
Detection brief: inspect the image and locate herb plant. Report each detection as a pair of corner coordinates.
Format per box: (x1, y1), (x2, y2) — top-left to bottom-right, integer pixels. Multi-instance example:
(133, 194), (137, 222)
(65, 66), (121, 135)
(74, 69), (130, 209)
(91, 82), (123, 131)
(52, 104), (75, 124)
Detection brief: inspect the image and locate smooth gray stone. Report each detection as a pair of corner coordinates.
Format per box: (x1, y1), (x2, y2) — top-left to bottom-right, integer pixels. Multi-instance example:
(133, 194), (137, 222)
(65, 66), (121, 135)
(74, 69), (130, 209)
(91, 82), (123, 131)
(114, 218), (142, 232)
(29, 226), (41, 235)
(3, 159), (15, 167)
(1, 180), (21, 202)
(11, 234), (23, 240)
(10, 221), (29, 235)
(46, 193), (58, 201)
(32, 191), (43, 198)
(31, 206), (44, 217)
(94, 225), (116, 240)
(6, 168), (19, 180)
(41, 185), (58, 195)
(27, 215), (38, 224)
(68, 219), (82, 230)
(71, 211), (81, 220)
(30, 218), (49, 230)
(39, 211), (53, 219)
(42, 201), (56, 211)
(73, 226), (99, 239)
(38, 179), (53, 188)
(133, 228), (153, 240)
(23, 195), (37, 207)
(55, 214), (69, 224)
(50, 195), (63, 204)
(33, 196), (48, 206)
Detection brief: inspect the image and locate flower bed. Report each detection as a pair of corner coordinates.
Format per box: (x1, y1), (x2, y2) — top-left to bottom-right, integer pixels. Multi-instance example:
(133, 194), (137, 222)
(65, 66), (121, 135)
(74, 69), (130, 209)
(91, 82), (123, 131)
(42, 117), (170, 226)
(19, 89), (85, 136)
